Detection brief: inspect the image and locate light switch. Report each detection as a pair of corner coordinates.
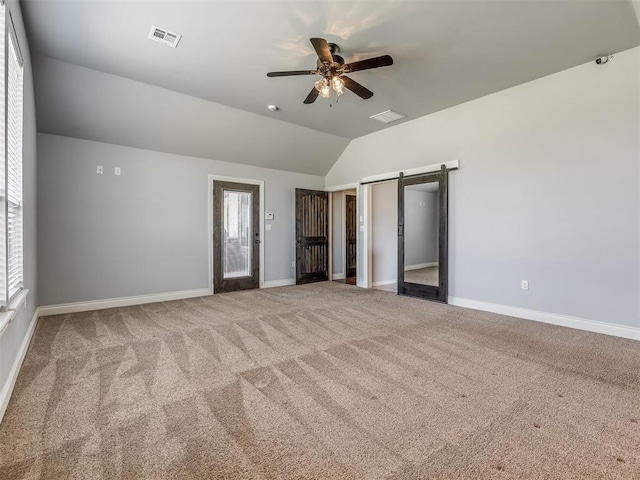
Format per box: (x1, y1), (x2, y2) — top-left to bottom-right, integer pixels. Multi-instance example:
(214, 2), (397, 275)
(265, 213), (274, 220)
(266, 224), (272, 231)
(359, 216), (363, 222)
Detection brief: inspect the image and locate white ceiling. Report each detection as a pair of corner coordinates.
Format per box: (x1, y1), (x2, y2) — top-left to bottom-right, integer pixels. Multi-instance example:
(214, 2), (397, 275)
(21, 0), (640, 172)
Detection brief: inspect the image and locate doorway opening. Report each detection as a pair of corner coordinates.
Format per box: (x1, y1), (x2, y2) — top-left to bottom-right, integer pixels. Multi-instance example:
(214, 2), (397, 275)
(369, 180), (398, 292)
(358, 160), (457, 296)
(330, 189), (357, 285)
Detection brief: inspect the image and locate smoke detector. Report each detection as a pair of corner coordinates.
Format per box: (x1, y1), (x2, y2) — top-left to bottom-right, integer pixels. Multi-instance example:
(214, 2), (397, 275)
(148, 26), (182, 48)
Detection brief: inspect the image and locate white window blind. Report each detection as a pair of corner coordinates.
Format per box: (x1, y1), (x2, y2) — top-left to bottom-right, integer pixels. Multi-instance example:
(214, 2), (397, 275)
(0, 5), (6, 308)
(6, 24), (23, 301)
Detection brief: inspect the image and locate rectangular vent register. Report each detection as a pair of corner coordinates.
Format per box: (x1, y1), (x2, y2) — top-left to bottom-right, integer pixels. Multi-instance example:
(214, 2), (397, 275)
(148, 26), (181, 48)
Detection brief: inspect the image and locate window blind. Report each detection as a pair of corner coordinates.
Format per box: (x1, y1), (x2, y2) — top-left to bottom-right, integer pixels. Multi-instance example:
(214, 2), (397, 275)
(6, 30), (23, 300)
(0, 5), (6, 308)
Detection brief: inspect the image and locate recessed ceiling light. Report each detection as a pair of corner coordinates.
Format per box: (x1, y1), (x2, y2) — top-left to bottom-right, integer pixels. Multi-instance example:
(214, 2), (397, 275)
(370, 110), (406, 124)
(267, 105), (279, 112)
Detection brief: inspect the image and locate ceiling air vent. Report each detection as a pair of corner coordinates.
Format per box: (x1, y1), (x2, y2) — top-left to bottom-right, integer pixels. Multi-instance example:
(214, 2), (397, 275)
(148, 25), (182, 48)
(370, 110), (406, 124)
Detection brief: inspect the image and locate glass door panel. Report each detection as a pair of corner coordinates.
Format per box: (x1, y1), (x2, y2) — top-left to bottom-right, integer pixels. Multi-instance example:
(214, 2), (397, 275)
(213, 181), (260, 293)
(223, 190), (252, 279)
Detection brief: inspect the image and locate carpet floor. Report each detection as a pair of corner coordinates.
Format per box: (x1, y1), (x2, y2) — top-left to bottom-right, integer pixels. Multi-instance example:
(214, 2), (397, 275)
(0, 282), (639, 479)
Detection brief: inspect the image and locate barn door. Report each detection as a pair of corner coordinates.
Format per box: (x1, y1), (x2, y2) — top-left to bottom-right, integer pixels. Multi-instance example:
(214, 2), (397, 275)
(295, 188), (329, 285)
(397, 165), (448, 302)
(345, 194), (357, 279)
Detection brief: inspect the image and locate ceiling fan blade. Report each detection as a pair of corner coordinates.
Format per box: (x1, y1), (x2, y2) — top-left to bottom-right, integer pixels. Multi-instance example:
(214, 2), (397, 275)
(310, 37), (333, 64)
(342, 76), (374, 99)
(267, 70), (316, 77)
(346, 55), (393, 73)
(303, 87), (319, 104)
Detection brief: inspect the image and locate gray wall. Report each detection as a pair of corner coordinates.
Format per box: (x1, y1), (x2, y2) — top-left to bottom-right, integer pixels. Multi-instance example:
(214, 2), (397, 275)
(404, 191), (438, 268)
(327, 47), (640, 328)
(371, 182), (397, 284)
(32, 57), (349, 176)
(0, 0), (38, 417)
(37, 134), (324, 306)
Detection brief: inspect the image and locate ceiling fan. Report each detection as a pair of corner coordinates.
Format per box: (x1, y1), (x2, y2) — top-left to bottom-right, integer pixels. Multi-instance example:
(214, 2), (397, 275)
(267, 37), (393, 104)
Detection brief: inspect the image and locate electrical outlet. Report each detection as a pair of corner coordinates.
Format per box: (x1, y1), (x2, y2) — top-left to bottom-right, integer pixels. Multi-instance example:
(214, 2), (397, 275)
(96, 166), (103, 174)
(291, 261), (295, 268)
(521, 280), (529, 290)
(115, 167), (121, 176)
(266, 224), (272, 231)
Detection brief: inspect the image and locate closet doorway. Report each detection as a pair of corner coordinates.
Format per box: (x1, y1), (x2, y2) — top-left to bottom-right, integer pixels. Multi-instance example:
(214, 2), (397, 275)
(329, 187), (358, 286)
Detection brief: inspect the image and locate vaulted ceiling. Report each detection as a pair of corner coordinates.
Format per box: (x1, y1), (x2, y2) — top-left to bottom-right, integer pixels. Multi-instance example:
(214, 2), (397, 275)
(22, 0), (640, 175)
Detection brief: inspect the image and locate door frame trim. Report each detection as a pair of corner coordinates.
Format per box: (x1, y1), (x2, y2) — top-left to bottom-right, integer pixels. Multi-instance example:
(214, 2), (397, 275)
(208, 174), (265, 294)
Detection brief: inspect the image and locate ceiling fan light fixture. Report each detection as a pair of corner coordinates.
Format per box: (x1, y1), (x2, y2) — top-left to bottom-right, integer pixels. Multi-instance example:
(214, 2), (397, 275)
(332, 75), (345, 93)
(267, 37), (392, 104)
(315, 78), (331, 98)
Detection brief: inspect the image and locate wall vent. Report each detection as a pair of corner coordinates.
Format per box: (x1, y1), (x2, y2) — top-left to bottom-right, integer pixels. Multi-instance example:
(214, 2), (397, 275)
(370, 110), (406, 124)
(148, 26), (182, 48)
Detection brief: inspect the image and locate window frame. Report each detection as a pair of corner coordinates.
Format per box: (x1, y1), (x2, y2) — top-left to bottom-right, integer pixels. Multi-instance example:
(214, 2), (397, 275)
(0, 2), (24, 310)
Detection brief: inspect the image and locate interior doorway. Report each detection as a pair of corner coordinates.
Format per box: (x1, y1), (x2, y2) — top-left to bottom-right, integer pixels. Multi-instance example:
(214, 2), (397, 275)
(295, 188), (329, 285)
(330, 189), (357, 285)
(359, 160), (458, 295)
(369, 181), (398, 292)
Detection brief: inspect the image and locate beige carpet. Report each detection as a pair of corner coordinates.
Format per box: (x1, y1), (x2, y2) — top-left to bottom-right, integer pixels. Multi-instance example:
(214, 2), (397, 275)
(1, 282), (639, 479)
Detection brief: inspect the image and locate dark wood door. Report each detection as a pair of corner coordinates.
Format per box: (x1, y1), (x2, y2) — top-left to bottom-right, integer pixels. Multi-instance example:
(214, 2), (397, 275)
(397, 165), (448, 302)
(295, 188), (329, 285)
(213, 181), (260, 293)
(345, 194), (357, 278)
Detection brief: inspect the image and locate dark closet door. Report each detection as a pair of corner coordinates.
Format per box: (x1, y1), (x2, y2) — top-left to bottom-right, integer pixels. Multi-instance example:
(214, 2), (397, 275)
(397, 166), (448, 302)
(213, 181), (260, 293)
(295, 188), (329, 285)
(345, 194), (357, 278)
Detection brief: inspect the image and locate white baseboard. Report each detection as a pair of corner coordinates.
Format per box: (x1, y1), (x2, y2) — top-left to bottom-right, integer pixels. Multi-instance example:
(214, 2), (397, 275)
(332, 273), (346, 280)
(262, 278), (296, 288)
(372, 279), (397, 287)
(448, 297), (640, 342)
(0, 307), (40, 423)
(405, 262), (438, 271)
(38, 288), (211, 317)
